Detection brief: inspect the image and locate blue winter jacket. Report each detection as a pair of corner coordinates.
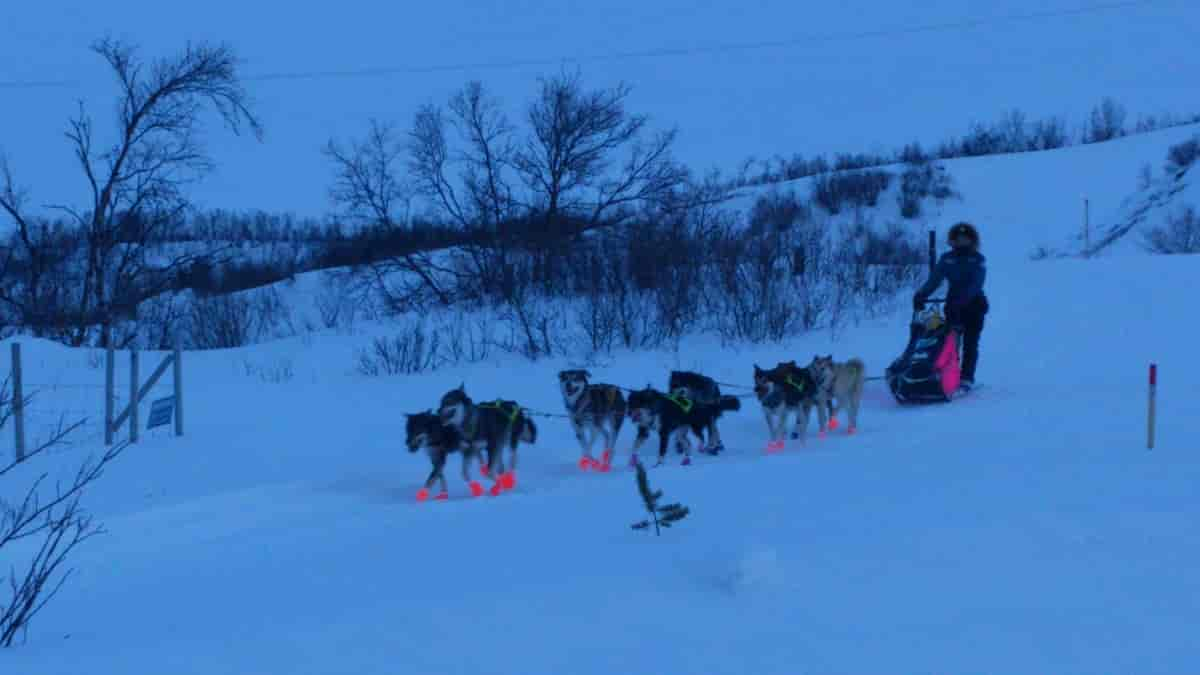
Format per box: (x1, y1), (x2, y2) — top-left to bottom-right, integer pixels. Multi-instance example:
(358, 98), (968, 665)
(914, 248), (987, 310)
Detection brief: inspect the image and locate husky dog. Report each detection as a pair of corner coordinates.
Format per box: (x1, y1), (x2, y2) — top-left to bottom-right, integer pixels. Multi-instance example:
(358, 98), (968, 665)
(626, 386), (741, 466)
(558, 369), (627, 472)
(753, 361), (821, 452)
(807, 355), (866, 435)
(438, 385), (538, 495)
(405, 411), (482, 500)
(668, 370), (730, 453)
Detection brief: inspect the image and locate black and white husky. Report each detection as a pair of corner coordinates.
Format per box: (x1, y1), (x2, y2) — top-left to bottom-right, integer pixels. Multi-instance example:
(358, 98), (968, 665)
(438, 385), (538, 495)
(405, 411), (481, 500)
(668, 370), (730, 453)
(752, 361), (820, 452)
(626, 386), (741, 467)
(558, 369), (627, 471)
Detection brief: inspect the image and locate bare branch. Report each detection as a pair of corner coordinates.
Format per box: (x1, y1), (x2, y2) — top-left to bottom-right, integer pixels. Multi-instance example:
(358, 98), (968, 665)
(1, 385), (128, 647)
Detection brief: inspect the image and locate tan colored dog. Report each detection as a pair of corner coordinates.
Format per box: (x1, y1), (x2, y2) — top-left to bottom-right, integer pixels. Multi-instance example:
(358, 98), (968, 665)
(807, 355), (866, 435)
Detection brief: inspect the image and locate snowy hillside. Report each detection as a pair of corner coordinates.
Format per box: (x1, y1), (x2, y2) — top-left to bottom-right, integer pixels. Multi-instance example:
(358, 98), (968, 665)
(728, 123), (1200, 261)
(3, 133), (1200, 672)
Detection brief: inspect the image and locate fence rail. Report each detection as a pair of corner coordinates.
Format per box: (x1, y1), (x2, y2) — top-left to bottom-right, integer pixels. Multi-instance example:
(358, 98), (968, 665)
(7, 342), (184, 457)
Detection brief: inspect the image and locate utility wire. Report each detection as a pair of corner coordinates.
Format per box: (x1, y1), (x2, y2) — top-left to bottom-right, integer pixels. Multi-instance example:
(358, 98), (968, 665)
(0, 0), (1174, 90)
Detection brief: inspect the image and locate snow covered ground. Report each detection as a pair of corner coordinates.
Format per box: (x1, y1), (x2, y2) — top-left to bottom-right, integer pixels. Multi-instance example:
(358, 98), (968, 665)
(3, 234), (1199, 671)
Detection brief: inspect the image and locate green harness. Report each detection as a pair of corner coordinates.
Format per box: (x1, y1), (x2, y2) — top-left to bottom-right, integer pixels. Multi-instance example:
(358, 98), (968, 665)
(465, 400), (519, 440)
(785, 374), (807, 393)
(666, 392), (693, 414)
(479, 400), (522, 425)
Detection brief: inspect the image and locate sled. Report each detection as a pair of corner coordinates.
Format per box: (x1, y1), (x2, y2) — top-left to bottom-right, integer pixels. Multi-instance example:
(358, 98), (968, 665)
(885, 304), (961, 404)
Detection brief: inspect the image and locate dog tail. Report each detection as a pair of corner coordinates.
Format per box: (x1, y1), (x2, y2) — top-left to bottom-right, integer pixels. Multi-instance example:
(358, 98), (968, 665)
(518, 416), (538, 444)
(847, 358), (866, 398)
(718, 395), (741, 413)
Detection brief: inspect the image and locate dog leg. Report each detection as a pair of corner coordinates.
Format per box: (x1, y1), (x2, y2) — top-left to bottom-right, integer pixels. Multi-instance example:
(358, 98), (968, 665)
(795, 403), (812, 445)
(655, 428), (670, 467)
(597, 418), (616, 472)
(418, 451), (447, 502)
(461, 452), (485, 498)
(485, 438), (506, 496)
(815, 396), (830, 438)
(762, 407), (780, 453)
(676, 428), (694, 466)
(707, 420), (724, 454)
(571, 419), (593, 471)
(630, 425), (649, 467)
(581, 423), (601, 471)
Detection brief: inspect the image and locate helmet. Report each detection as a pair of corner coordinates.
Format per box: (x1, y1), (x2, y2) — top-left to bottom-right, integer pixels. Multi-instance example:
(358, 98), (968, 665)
(947, 222), (980, 249)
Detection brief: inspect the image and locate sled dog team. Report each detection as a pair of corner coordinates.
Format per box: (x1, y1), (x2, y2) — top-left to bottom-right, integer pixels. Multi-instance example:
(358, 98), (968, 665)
(404, 354), (866, 501)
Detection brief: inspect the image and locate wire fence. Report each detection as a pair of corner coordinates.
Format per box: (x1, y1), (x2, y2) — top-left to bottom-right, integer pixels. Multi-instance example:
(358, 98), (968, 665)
(2, 349), (179, 458)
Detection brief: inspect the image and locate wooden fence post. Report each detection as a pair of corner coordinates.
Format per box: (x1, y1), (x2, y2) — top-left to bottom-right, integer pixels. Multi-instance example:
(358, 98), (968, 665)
(12, 343), (25, 461)
(1147, 363), (1157, 450)
(1083, 197), (1090, 254)
(105, 344), (115, 445)
(173, 344), (183, 437)
(130, 349), (139, 444)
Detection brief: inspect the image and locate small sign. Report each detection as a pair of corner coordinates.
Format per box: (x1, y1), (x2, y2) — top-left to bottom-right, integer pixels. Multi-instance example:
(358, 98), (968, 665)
(148, 396), (175, 430)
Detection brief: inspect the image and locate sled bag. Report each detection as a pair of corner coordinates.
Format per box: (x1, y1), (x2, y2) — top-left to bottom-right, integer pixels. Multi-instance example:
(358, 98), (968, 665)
(886, 319), (960, 404)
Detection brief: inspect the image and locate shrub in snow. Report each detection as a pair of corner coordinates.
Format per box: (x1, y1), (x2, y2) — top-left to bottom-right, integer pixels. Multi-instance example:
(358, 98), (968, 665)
(898, 161), (957, 219)
(1166, 137), (1199, 176)
(811, 169), (892, 214)
(356, 323), (440, 376)
(1083, 98), (1128, 144)
(185, 286), (293, 349)
(1143, 206), (1200, 255)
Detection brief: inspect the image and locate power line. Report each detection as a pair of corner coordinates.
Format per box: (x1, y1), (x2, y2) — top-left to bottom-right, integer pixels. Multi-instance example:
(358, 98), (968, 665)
(0, 0), (1176, 90)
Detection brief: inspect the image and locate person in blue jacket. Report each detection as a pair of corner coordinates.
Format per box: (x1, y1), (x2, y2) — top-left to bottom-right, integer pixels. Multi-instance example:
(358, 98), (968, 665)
(913, 222), (989, 393)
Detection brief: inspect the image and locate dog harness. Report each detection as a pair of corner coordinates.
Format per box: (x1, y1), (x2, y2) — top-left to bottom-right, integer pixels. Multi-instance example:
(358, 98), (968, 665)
(666, 392), (693, 414)
(479, 400), (522, 425)
(785, 374), (807, 393)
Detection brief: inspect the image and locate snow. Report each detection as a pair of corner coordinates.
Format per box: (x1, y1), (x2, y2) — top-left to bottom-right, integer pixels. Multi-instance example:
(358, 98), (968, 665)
(4, 245), (1200, 671)
(728, 123), (1200, 260)
(3, 11), (1200, 672)
(2, 0), (1199, 216)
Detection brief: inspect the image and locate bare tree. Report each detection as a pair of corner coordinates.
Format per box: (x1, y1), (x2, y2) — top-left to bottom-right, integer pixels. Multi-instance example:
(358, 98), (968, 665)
(513, 70), (687, 236)
(0, 375), (129, 647)
(0, 37), (261, 346)
(325, 119), (411, 229)
(325, 118), (458, 309)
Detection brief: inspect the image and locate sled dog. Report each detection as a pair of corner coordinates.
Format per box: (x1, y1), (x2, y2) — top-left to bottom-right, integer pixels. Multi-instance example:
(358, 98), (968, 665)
(668, 370), (731, 453)
(807, 355), (866, 434)
(405, 411), (480, 500)
(626, 386), (741, 466)
(753, 361), (821, 450)
(558, 369), (627, 471)
(438, 385), (538, 494)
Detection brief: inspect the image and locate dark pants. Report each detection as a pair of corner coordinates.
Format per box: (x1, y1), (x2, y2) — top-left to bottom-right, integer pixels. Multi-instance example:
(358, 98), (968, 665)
(947, 299), (986, 383)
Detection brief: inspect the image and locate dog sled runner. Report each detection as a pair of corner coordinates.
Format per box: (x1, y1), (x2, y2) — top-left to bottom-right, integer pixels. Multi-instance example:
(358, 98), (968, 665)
(885, 305), (961, 404)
